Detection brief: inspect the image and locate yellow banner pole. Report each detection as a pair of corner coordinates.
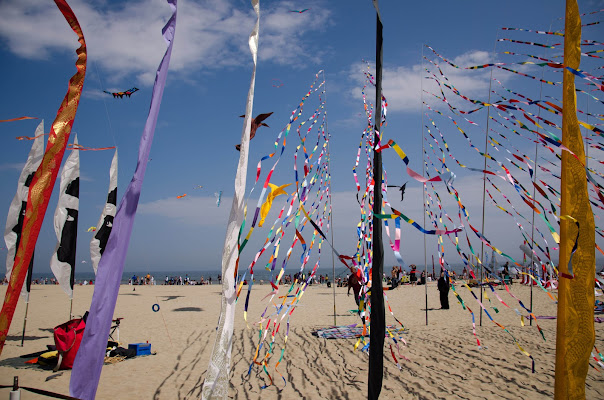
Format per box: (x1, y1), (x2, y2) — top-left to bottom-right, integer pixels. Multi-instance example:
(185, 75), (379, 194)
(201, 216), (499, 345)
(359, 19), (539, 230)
(554, 1), (595, 399)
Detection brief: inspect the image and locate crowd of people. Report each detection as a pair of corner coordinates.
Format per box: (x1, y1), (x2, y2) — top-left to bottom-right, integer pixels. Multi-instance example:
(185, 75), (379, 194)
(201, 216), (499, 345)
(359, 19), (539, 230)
(160, 274), (221, 285)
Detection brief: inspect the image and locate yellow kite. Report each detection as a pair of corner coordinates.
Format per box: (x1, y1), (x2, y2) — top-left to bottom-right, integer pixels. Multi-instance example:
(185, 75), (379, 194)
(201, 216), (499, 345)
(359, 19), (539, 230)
(259, 183), (291, 227)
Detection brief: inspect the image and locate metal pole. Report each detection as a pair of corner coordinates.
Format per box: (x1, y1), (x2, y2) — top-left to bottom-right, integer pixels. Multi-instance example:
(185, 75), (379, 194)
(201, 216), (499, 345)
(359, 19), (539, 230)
(479, 36), (497, 326)
(368, 4), (385, 398)
(20, 255), (34, 346)
(20, 302), (29, 347)
(324, 70), (337, 327)
(529, 20), (553, 326)
(421, 44), (428, 326)
(10, 376), (20, 400)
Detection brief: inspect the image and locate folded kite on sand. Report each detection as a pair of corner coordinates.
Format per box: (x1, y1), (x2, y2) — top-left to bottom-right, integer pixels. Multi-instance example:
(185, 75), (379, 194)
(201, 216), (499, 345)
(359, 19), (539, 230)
(312, 324), (407, 339)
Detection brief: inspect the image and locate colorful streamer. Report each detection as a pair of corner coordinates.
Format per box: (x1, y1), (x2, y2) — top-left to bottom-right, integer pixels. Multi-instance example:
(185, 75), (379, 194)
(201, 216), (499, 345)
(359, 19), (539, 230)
(0, 0), (87, 355)
(70, 1), (177, 398)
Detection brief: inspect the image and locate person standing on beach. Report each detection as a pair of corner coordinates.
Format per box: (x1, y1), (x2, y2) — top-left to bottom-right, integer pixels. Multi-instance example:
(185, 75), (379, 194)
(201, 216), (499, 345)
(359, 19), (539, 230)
(348, 266), (363, 306)
(437, 272), (450, 309)
(410, 265), (417, 286)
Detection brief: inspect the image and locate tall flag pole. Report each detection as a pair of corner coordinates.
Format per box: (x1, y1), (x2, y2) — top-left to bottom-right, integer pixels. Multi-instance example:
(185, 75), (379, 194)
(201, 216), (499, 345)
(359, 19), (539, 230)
(554, 1), (595, 398)
(4, 121), (45, 346)
(50, 134), (80, 320)
(70, 1), (177, 398)
(0, 0), (87, 355)
(90, 149), (117, 275)
(201, 1), (260, 398)
(369, 1), (385, 399)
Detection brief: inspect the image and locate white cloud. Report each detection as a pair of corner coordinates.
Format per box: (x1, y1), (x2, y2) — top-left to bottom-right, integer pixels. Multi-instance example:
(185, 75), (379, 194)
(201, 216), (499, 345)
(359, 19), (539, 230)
(0, 0), (331, 86)
(346, 49), (508, 113)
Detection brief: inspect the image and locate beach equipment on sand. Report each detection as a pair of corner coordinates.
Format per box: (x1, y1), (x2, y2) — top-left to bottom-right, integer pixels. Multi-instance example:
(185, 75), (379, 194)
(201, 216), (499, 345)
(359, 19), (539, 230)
(54, 314), (87, 371)
(0, 376), (79, 400)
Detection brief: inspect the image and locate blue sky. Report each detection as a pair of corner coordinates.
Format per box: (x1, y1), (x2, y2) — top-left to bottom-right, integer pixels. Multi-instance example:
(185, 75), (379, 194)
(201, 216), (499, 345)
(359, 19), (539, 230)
(0, 0), (602, 275)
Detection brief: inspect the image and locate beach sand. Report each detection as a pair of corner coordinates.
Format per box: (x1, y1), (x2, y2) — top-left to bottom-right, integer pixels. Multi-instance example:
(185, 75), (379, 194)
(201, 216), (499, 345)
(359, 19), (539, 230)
(0, 281), (603, 399)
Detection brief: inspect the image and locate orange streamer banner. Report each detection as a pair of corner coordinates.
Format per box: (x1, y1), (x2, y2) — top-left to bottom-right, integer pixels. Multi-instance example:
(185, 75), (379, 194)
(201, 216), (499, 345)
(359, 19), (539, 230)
(0, 0), (87, 354)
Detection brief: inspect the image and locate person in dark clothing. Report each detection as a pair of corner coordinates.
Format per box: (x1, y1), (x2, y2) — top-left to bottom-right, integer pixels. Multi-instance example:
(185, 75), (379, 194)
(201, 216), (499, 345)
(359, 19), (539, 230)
(437, 272), (450, 309)
(348, 267), (362, 306)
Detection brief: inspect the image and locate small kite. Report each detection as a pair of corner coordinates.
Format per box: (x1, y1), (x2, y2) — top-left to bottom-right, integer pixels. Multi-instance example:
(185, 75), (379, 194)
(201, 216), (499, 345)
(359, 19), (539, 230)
(0, 116), (38, 123)
(235, 112), (273, 151)
(103, 87), (139, 99)
(290, 8), (310, 13)
(387, 182), (408, 202)
(16, 133), (47, 141)
(194, 185), (203, 189)
(87, 226), (97, 232)
(215, 191), (222, 207)
(272, 79), (284, 88)
(259, 183), (292, 227)
(177, 194), (187, 199)
(81, 260), (87, 264)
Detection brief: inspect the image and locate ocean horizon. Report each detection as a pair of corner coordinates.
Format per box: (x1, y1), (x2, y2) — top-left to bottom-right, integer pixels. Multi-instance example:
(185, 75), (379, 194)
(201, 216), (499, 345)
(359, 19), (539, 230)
(13, 262), (483, 286)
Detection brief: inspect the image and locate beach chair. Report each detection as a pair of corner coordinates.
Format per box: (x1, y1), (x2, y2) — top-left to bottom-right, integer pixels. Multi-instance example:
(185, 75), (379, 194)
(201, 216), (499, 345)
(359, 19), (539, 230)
(109, 318), (123, 343)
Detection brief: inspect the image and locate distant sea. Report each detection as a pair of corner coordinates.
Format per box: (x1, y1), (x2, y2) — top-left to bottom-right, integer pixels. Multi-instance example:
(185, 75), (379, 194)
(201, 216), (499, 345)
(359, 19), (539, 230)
(22, 263), (471, 285)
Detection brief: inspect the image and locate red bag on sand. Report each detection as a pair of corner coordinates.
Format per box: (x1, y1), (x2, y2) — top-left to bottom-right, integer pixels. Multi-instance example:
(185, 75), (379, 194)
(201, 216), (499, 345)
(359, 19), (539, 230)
(54, 317), (86, 370)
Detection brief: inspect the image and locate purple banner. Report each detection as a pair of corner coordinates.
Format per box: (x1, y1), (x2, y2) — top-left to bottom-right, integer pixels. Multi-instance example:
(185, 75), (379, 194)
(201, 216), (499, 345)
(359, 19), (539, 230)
(69, 1), (177, 398)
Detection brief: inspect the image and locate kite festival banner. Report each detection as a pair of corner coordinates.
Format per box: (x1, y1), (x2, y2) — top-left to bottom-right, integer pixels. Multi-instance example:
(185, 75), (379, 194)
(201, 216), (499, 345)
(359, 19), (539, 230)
(4, 121), (45, 296)
(0, 0), (87, 354)
(90, 149), (117, 274)
(50, 134), (80, 299)
(201, 0), (260, 398)
(554, 0), (596, 398)
(69, 1), (177, 398)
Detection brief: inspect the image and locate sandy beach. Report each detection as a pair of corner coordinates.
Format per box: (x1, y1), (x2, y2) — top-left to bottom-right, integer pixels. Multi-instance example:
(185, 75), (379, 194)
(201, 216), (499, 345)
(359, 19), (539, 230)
(0, 281), (602, 399)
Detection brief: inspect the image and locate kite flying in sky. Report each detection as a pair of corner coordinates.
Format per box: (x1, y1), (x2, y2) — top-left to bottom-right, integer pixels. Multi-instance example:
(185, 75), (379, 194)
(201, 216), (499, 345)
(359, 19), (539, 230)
(235, 112), (273, 151)
(176, 194), (187, 199)
(289, 8), (310, 13)
(87, 226), (97, 232)
(103, 87), (139, 99)
(387, 182), (408, 202)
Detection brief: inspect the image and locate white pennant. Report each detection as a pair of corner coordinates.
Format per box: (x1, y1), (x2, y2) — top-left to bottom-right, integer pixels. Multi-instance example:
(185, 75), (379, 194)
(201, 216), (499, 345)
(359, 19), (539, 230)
(90, 149), (117, 274)
(50, 134), (80, 298)
(4, 121), (45, 300)
(202, 1), (260, 398)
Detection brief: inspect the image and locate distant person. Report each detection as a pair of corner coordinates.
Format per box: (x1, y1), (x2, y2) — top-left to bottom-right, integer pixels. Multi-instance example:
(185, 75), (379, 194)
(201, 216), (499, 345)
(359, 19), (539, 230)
(437, 272), (450, 309)
(391, 266), (398, 289)
(348, 267), (363, 306)
(503, 262), (512, 286)
(462, 267), (468, 280)
(410, 265), (417, 286)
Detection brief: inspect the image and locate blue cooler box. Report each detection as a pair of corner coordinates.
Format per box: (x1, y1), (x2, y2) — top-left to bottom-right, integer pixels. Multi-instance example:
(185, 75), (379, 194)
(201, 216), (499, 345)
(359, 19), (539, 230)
(128, 343), (151, 356)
